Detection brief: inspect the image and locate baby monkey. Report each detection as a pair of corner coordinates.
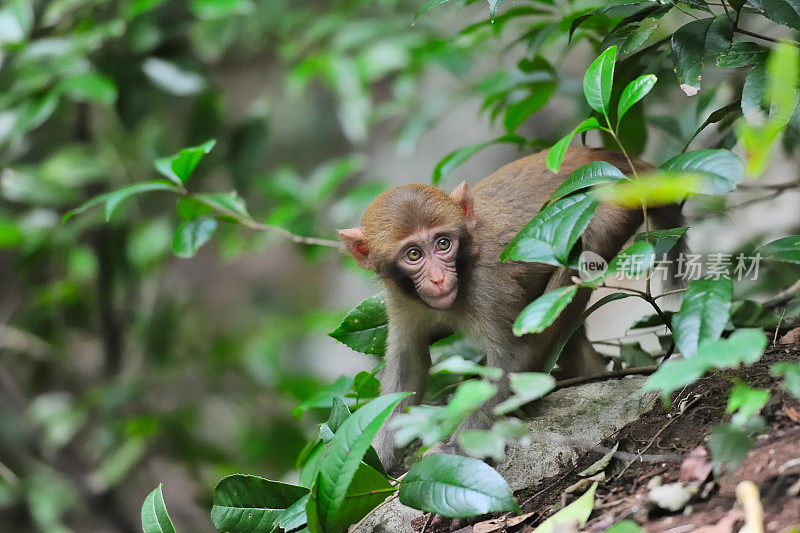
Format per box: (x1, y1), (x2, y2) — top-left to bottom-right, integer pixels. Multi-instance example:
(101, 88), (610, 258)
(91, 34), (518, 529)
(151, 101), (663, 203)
(339, 146), (681, 466)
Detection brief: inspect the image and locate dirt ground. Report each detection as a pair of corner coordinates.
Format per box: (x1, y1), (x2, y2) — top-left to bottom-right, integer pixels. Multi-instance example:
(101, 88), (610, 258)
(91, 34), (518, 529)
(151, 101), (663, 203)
(411, 344), (800, 533)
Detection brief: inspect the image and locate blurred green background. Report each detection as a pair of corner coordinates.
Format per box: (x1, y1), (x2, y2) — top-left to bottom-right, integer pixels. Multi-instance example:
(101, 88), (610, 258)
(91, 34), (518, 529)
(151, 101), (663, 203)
(1, 0), (798, 531)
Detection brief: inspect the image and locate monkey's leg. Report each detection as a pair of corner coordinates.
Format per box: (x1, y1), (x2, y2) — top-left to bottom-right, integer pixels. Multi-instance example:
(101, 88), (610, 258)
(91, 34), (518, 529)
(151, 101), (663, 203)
(373, 316), (432, 467)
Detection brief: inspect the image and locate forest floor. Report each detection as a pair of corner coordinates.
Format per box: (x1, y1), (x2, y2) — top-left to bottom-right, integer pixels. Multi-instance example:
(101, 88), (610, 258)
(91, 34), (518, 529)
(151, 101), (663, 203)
(411, 344), (800, 533)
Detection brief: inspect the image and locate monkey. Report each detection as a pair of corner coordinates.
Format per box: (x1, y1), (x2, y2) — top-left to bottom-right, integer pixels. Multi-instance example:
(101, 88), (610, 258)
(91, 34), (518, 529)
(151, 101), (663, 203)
(339, 146), (684, 467)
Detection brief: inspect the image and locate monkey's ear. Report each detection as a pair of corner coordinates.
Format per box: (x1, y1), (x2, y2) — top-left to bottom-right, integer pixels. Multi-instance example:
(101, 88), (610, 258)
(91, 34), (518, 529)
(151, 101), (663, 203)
(450, 181), (477, 231)
(338, 227), (373, 270)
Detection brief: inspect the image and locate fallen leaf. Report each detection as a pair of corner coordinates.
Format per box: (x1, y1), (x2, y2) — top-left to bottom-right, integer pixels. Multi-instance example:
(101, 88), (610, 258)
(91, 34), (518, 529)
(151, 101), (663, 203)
(735, 481), (764, 533)
(474, 512), (535, 533)
(579, 443), (619, 477)
(648, 482), (698, 512)
(680, 446), (713, 484)
(694, 509), (744, 533)
(778, 327), (800, 345)
(783, 405), (800, 424)
(565, 473), (604, 494)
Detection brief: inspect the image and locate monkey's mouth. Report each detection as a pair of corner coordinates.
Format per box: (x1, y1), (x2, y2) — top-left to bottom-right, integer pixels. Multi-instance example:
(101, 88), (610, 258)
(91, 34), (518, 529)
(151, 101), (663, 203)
(421, 286), (458, 309)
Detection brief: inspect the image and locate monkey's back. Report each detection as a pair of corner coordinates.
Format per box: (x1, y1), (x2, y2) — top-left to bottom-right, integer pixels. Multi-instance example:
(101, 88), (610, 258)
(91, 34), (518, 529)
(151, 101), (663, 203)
(470, 146), (648, 263)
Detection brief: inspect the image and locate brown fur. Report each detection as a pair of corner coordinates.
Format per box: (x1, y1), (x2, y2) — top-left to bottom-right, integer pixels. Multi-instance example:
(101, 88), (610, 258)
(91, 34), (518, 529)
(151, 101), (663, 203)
(341, 146), (679, 466)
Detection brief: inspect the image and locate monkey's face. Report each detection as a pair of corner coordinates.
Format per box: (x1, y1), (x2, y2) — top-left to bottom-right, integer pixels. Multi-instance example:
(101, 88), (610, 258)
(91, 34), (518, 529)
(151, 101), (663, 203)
(394, 227), (460, 309)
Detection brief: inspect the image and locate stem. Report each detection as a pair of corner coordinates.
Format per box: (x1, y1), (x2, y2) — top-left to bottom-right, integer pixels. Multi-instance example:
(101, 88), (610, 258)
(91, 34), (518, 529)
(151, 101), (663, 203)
(554, 365), (658, 391)
(602, 284), (673, 329)
(734, 27), (800, 47)
(187, 192), (341, 248)
(653, 288), (686, 300)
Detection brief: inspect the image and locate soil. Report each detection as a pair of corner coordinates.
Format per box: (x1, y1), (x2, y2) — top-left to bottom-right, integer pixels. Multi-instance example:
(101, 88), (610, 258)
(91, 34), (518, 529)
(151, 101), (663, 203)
(410, 344), (800, 533)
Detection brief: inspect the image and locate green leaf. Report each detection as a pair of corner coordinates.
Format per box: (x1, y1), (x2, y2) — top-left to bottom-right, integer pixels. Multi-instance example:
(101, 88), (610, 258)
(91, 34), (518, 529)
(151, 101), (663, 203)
(771, 362), (800, 399)
(659, 149), (743, 194)
(503, 83), (556, 132)
(757, 236), (800, 263)
(670, 16), (733, 96)
(672, 277), (733, 358)
(585, 240), (656, 286)
(709, 421), (762, 470)
(583, 46), (617, 118)
(747, 0), (800, 30)
(593, 172), (703, 206)
(211, 475), (310, 532)
(172, 216), (217, 258)
(176, 197), (214, 221)
(502, 193), (599, 266)
(141, 484), (177, 533)
(392, 381), (497, 447)
(292, 376), (354, 420)
(432, 134), (524, 185)
(154, 139), (216, 185)
(726, 383), (769, 420)
(617, 74), (657, 124)
(64, 180), (179, 222)
(399, 454), (520, 517)
(0, 219), (23, 248)
(459, 430), (507, 462)
(544, 161), (627, 207)
(546, 118), (605, 172)
(604, 520), (646, 533)
(729, 300), (781, 328)
(312, 393), (409, 531)
(513, 286), (578, 336)
(275, 494), (310, 532)
(716, 42), (769, 68)
(488, 0), (505, 17)
(431, 357), (503, 380)
(57, 72), (118, 105)
(327, 463), (395, 531)
(579, 443), (619, 477)
(619, 342), (655, 368)
(413, 0), (452, 23)
(493, 372), (556, 414)
(329, 295), (388, 356)
(543, 293), (632, 373)
(634, 227), (688, 258)
(645, 328), (767, 397)
(533, 481), (597, 533)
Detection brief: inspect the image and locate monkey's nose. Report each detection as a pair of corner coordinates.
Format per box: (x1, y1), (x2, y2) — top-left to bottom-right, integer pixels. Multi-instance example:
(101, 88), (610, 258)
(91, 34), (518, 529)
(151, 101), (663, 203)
(431, 277), (444, 285)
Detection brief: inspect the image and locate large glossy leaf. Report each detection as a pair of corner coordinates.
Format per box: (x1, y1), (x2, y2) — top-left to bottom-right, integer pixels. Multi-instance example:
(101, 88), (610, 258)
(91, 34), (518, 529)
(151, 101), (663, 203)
(658, 149), (743, 194)
(672, 277), (733, 358)
(670, 16), (733, 96)
(172, 216), (217, 258)
(322, 463), (395, 531)
(399, 454), (520, 517)
(275, 494), (310, 532)
(493, 372), (556, 414)
(329, 294), (388, 355)
(64, 180), (179, 222)
(583, 46), (617, 117)
(617, 74), (657, 124)
(645, 328), (767, 397)
(544, 161), (627, 207)
(513, 286), (578, 336)
(546, 117), (605, 172)
(141, 484), (177, 533)
(593, 172), (702, 206)
(757, 236), (800, 263)
(502, 193), (599, 266)
(432, 135), (524, 185)
(748, 0), (800, 30)
(311, 393), (409, 532)
(533, 481), (597, 533)
(211, 475), (309, 532)
(582, 240), (656, 287)
(58, 72), (118, 105)
(716, 42), (768, 68)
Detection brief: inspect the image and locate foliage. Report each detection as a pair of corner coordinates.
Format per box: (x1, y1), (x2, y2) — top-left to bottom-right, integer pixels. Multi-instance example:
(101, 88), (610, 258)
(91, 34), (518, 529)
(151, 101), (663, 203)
(1, 0), (799, 530)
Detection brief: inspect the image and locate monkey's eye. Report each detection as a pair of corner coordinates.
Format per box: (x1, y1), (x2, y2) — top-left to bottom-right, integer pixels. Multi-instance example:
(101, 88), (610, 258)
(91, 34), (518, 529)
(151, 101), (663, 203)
(435, 237), (451, 251)
(405, 248), (423, 262)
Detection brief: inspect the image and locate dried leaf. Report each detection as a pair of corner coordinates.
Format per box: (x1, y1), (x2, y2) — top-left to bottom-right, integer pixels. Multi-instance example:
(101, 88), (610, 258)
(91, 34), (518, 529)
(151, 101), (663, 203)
(779, 327), (800, 345)
(680, 446), (714, 484)
(579, 443), (618, 477)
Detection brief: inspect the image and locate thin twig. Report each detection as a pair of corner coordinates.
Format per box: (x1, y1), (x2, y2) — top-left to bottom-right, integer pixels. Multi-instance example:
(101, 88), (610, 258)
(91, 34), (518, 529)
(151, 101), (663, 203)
(554, 365), (658, 391)
(734, 27), (800, 47)
(654, 288), (686, 300)
(420, 512), (434, 533)
(601, 284), (673, 329)
(773, 309), (786, 346)
(539, 431), (684, 463)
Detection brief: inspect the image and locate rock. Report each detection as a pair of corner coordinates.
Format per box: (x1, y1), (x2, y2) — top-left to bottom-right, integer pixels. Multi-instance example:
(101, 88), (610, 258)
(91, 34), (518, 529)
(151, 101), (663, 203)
(349, 496), (422, 533)
(498, 376), (658, 490)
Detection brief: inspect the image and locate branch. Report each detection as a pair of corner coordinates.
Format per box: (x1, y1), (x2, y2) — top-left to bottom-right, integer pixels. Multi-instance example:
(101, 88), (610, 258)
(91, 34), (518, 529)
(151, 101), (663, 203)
(734, 27), (800, 47)
(554, 365), (658, 391)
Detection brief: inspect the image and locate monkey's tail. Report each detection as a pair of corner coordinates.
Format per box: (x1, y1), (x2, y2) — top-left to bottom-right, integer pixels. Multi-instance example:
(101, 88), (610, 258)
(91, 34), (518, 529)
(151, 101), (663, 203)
(647, 203), (689, 292)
